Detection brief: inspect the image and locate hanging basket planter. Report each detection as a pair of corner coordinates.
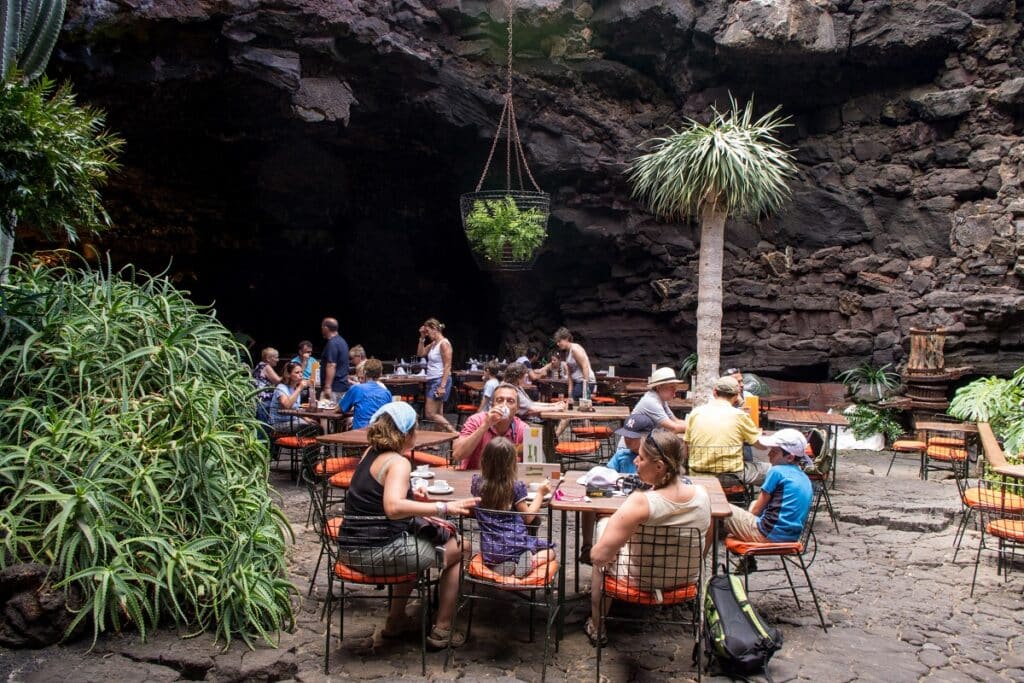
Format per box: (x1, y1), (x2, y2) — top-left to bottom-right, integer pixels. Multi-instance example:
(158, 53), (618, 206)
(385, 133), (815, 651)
(460, 189), (550, 271)
(461, 2), (550, 272)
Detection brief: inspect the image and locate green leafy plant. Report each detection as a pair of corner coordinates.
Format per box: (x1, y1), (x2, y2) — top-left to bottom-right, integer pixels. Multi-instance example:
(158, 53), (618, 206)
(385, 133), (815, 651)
(845, 404), (905, 443)
(464, 196), (546, 262)
(678, 352), (698, 380)
(836, 362), (900, 402)
(0, 76), (123, 280)
(949, 370), (1024, 456)
(626, 96), (797, 406)
(0, 257), (294, 646)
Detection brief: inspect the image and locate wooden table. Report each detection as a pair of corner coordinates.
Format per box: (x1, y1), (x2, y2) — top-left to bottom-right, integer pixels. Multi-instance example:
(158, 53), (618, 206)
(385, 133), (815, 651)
(766, 409), (850, 487)
(759, 393), (807, 409)
(993, 464), (1024, 479)
(538, 405), (630, 421)
(280, 406), (347, 432)
(550, 475), (731, 638)
(317, 428), (458, 454)
(418, 463), (563, 500)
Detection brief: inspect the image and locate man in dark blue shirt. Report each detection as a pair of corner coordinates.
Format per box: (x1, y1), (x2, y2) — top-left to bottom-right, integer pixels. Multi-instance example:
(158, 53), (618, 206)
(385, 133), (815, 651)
(319, 317), (350, 402)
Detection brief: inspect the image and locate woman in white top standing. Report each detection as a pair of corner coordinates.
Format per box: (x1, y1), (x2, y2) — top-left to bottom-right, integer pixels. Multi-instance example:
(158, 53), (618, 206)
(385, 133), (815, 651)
(417, 318), (457, 433)
(553, 327), (595, 401)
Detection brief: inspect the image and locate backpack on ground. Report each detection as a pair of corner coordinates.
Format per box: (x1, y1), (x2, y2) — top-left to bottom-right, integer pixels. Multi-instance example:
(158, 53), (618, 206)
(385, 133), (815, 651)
(699, 572), (783, 680)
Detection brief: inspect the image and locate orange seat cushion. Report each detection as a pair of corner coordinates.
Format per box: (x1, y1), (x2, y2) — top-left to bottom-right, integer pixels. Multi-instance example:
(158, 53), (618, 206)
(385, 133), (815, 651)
(555, 440), (600, 455)
(326, 516), (343, 540)
(411, 451), (448, 467)
(725, 536), (803, 557)
(929, 436), (966, 448)
(314, 457), (360, 476)
(274, 435), (318, 449)
(456, 404), (478, 413)
(334, 562), (418, 584)
(329, 469), (354, 489)
(965, 488), (1024, 513)
(466, 554), (558, 587)
(926, 445), (967, 461)
(592, 396), (617, 405)
(572, 426), (614, 438)
(602, 575), (697, 605)
(893, 440), (926, 452)
(722, 484), (748, 496)
(987, 519), (1024, 543)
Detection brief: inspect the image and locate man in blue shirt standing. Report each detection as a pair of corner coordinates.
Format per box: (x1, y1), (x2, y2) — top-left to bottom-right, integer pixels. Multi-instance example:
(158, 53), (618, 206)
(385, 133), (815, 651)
(723, 428), (813, 573)
(319, 317), (350, 403)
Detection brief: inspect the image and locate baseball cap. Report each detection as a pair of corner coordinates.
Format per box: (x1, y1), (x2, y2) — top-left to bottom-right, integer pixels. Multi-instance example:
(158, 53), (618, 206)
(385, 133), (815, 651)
(713, 376), (741, 396)
(615, 413), (657, 439)
(760, 429), (811, 464)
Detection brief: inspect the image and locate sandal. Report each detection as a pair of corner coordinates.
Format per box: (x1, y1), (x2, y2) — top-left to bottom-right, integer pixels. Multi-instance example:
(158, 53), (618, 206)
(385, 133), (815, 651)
(584, 617), (608, 648)
(426, 625), (467, 650)
(381, 615), (420, 639)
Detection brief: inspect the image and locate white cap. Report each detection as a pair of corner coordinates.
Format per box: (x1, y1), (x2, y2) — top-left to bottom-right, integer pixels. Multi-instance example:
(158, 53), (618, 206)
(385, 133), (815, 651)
(760, 428), (811, 463)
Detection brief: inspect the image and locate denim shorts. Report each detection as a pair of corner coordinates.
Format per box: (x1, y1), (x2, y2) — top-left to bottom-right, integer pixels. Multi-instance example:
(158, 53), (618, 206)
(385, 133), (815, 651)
(426, 376), (452, 402)
(337, 532), (438, 576)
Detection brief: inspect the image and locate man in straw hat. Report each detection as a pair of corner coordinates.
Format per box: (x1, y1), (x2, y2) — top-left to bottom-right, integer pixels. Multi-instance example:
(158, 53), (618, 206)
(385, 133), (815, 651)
(684, 375), (771, 485)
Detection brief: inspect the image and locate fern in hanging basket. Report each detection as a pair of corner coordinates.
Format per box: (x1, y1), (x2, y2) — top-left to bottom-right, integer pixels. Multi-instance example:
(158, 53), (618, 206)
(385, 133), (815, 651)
(464, 195), (547, 263)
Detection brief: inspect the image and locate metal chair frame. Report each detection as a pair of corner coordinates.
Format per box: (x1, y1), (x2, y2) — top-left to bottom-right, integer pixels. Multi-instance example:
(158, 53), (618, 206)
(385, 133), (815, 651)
(725, 515), (828, 631)
(594, 525), (705, 682)
(447, 506), (560, 681)
(806, 429), (840, 533)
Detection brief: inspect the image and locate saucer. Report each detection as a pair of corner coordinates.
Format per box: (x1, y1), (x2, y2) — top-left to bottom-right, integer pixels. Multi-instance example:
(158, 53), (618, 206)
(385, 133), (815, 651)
(526, 492), (553, 501)
(427, 484), (453, 495)
(413, 470), (435, 479)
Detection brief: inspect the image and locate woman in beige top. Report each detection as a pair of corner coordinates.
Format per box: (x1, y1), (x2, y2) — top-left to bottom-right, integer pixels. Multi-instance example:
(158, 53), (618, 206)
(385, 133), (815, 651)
(585, 429), (711, 646)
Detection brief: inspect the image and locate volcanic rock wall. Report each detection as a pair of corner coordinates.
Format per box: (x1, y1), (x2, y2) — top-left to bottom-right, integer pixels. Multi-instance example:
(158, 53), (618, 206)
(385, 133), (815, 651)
(54, 0), (1024, 376)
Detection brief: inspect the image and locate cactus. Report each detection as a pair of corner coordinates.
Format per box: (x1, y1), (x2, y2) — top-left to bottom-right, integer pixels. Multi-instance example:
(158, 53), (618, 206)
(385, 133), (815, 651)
(1, 0), (66, 82)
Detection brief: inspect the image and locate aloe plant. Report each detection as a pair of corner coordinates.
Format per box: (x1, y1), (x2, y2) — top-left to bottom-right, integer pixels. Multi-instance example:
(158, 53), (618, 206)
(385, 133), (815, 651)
(0, 258), (294, 646)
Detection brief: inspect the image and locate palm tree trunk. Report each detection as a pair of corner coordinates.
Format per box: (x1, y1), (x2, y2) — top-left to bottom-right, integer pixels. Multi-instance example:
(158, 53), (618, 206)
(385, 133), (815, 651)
(692, 204), (728, 406)
(0, 214), (15, 285)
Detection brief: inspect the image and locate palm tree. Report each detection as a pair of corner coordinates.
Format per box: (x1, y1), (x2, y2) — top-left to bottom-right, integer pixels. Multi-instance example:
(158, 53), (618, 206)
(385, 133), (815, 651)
(627, 97), (797, 405)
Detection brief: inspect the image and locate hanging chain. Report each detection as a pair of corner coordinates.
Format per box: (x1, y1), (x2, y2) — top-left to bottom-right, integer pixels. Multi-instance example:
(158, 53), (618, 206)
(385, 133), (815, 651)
(472, 0), (542, 194)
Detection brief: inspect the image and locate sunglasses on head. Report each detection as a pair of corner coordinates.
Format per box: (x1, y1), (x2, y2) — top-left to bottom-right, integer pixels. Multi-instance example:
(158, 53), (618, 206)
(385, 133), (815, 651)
(645, 431), (667, 461)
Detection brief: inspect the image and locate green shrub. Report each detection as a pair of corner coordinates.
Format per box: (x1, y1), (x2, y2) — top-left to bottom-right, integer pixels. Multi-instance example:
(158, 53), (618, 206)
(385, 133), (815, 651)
(949, 370), (1024, 456)
(0, 258), (294, 646)
(464, 196), (546, 262)
(845, 404), (905, 443)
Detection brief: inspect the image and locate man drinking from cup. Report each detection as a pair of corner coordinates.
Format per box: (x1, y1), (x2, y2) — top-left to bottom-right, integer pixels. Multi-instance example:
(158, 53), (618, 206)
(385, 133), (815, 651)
(452, 384), (527, 470)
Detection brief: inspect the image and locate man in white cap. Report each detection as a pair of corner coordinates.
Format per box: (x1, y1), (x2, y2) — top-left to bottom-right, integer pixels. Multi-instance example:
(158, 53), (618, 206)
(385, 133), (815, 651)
(724, 428), (814, 571)
(685, 375), (770, 485)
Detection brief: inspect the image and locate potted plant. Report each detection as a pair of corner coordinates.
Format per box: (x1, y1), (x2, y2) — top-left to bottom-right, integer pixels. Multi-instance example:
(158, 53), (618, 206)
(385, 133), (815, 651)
(844, 404), (906, 446)
(463, 195), (547, 265)
(836, 362), (900, 403)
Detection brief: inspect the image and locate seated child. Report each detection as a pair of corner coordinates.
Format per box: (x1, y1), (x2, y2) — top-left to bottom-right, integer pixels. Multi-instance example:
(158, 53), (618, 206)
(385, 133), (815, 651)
(471, 436), (555, 577)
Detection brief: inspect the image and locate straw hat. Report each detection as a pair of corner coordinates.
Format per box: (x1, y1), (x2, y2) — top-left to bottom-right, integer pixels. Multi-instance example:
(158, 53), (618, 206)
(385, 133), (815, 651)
(647, 367), (684, 389)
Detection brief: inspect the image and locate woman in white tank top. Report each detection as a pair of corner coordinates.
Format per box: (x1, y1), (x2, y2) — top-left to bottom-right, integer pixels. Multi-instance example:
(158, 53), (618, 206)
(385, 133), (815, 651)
(585, 429), (711, 646)
(416, 318), (456, 432)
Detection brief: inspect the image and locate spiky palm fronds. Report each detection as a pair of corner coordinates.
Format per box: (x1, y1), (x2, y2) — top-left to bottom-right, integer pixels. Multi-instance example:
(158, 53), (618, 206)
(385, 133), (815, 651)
(627, 96), (798, 221)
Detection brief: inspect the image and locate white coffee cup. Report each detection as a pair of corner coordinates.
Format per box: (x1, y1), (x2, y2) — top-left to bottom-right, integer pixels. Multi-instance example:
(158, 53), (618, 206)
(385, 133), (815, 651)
(529, 482), (541, 492)
(415, 464), (430, 473)
(434, 479), (448, 489)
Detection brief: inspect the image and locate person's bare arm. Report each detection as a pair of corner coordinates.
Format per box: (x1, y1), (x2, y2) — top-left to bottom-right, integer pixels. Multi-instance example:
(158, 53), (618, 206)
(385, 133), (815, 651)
(749, 490), (771, 517)
(574, 344), (593, 390)
(381, 455), (478, 518)
(264, 365), (283, 385)
(322, 363), (336, 398)
(658, 416), (688, 434)
(588, 492), (651, 568)
(438, 340), (453, 398)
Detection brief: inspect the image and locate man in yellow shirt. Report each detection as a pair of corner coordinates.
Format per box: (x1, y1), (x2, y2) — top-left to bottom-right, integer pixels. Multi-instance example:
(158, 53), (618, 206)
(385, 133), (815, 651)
(685, 376), (770, 485)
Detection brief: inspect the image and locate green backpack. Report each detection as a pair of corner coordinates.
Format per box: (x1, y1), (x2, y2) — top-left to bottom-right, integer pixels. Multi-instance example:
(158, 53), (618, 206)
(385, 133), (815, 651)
(701, 573), (783, 679)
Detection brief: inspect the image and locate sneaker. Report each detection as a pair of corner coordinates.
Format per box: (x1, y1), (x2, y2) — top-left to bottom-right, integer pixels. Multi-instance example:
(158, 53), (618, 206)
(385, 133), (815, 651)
(578, 544), (593, 565)
(733, 556), (758, 574)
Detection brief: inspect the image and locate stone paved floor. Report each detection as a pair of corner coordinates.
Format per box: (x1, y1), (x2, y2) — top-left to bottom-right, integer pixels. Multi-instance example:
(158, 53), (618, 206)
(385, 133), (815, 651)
(2, 450), (1023, 682)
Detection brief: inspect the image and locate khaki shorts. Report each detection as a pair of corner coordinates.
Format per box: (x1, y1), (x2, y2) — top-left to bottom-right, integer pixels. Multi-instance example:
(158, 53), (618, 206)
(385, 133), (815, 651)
(723, 505), (768, 543)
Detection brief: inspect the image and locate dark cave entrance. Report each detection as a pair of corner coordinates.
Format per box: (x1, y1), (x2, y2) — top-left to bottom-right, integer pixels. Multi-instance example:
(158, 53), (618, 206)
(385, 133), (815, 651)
(54, 69), (539, 362)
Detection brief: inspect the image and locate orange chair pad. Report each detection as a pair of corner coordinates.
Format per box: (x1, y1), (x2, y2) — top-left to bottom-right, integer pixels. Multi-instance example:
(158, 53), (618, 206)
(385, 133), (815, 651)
(274, 435), (318, 448)
(329, 469), (354, 488)
(603, 575), (697, 605)
(334, 562), (418, 584)
(929, 436), (966, 448)
(926, 445), (967, 461)
(412, 451), (448, 467)
(725, 536), (803, 556)
(466, 554), (558, 587)
(326, 516), (343, 540)
(572, 426), (614, 438)
(456, 404), (478, 413)
(893, 440), (926, 452)
(556, 440), (600, 455)
(722, 485), (748, 495)
(314, 457), (360, 476)
(987, 519), (1024, 542)
(592, 397), (617, 405)
(966, 489), (1024, 513)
